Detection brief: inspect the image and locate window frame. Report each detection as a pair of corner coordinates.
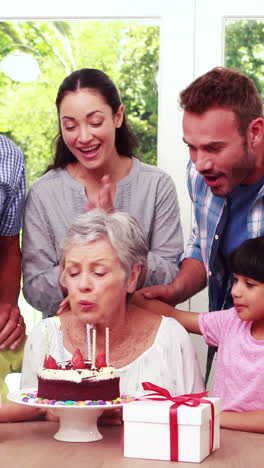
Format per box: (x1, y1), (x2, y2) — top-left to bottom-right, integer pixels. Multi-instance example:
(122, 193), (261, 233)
(1, 0), (196, 242)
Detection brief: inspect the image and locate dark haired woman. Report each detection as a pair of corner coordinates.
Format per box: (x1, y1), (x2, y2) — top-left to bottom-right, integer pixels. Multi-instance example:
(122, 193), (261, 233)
(22, 68), (183, 316)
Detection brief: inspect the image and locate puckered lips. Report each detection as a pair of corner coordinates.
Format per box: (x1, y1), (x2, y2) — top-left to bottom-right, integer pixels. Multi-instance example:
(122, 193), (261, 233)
(78, 300), (96, 311)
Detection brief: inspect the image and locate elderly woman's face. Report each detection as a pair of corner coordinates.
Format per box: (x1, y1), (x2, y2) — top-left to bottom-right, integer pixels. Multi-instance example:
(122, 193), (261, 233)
(63, 238), (135, 325)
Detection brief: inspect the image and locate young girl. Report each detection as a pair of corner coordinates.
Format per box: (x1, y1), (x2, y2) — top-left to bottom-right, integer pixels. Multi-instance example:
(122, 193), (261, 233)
(138, 236), (264, 433)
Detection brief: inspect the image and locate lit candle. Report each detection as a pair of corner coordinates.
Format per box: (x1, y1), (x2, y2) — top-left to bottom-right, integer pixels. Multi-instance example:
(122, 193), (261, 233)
(44, 323), (49, 356)
(105, 327), (110, 366)
(41, 322), (50, 356)
(92, 327), (96, 368)
(86, 323), (92, 362)
(55, 317), (65, 368)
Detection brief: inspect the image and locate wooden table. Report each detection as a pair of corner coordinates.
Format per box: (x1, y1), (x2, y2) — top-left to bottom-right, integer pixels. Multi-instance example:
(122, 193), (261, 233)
(0, 422), (263, 468)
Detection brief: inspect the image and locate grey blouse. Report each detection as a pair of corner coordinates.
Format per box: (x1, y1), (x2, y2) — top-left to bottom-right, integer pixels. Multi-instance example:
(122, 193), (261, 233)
(22, 158), (183, 316)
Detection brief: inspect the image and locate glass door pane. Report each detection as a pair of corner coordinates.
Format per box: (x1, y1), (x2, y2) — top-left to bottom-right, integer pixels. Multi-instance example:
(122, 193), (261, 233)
(224, 19), (264, 100)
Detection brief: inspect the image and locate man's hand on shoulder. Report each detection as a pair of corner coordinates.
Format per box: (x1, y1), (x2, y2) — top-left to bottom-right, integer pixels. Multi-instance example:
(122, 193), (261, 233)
(137, 284), (178, 305)
(0, 303), (26, 350)
(138, 259), (207, 306)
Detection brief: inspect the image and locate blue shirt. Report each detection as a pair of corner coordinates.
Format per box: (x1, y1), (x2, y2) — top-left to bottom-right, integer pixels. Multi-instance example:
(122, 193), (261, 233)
(220, 176), (264, 258)
(184, 161), (264, 311)
(0, 135), (26, 236)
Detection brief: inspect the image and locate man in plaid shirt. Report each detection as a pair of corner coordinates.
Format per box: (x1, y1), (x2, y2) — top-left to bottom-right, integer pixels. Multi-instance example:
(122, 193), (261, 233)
(0, 135), (26, 400)
(139, 67), (264, 379)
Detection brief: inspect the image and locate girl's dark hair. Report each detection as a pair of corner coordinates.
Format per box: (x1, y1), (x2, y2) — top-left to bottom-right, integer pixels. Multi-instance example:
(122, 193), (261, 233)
(228, 237), (264, 283)
(47, 68), (138, 171)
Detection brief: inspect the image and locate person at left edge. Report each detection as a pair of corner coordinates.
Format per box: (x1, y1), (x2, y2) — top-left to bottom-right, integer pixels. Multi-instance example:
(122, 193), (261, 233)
(0, 134), (26, 401)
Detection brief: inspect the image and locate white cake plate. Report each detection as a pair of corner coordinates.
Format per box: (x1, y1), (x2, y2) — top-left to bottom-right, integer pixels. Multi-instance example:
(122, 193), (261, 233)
(8, 388), (125, 443)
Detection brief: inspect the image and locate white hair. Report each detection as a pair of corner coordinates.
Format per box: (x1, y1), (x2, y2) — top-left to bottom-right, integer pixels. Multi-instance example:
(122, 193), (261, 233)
(60, 209), (148, 279)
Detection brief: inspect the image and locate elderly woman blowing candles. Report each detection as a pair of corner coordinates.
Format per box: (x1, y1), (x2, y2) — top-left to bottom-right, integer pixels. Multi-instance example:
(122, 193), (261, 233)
(21, 209), (203, 399)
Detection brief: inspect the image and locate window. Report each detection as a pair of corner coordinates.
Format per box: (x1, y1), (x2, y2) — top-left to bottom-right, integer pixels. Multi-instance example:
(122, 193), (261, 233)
(225, 19), (264, 99)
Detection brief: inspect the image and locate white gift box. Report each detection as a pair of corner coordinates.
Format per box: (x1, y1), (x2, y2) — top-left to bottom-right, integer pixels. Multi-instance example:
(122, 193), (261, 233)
(123, 397), (220, 463)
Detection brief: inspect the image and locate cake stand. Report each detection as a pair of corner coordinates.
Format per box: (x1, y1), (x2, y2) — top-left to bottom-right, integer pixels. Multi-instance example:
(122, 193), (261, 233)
(8, 388), (125, 443)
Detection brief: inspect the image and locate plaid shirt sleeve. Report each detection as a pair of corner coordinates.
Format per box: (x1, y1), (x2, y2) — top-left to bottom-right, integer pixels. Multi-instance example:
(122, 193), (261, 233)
(182, 161), (204, 262)
(0, 135), (26, 236)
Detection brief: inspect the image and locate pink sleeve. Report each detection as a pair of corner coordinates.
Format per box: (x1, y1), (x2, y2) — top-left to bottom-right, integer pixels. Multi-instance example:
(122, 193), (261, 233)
(198, 308), (235, 347)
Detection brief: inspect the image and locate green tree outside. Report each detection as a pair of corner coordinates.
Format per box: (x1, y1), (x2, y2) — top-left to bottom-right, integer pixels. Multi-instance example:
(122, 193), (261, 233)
(225, 19), (264, 100)
(0, 20), (159, 185)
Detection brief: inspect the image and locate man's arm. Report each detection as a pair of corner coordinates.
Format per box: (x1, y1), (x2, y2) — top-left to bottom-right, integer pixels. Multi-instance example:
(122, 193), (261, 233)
(220, 410), (264, 433)
(0, 235), (25, 349)
(137, 258), (207, 305)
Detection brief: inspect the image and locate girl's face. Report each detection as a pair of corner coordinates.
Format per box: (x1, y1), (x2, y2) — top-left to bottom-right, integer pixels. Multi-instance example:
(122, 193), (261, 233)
(231, 274), (264, 322)
(63, 239), (138, 326)
(59, 88), (123, 173)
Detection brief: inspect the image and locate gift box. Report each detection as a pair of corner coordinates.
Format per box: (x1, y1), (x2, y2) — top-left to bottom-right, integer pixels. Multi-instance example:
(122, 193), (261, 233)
(123, 385), (220, 463)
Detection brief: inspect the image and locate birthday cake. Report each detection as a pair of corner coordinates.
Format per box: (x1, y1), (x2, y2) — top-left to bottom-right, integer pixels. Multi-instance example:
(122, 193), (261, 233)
(37, 349), (120, 402)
